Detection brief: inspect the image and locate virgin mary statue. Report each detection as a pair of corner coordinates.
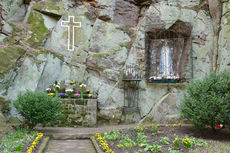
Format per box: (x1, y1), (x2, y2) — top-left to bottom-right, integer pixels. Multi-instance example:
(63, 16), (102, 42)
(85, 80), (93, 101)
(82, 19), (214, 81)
(159, 39), (173, 77)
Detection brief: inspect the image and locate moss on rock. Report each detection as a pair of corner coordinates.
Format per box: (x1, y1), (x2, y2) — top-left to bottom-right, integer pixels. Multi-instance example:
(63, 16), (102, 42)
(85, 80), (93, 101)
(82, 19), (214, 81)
(0, 46), (25, 78)
(27, 11), (48, 46)
(32, 0), (64, 16)
(44, 1), (61, 12)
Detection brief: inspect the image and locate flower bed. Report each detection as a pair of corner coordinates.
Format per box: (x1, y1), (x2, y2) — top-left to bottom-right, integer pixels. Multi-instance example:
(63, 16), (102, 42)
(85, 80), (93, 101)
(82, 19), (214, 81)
(0, 129), (47, 153)
(93, 124), (216, 153)
(46, 80), (94, 99)
(26, 133), (43, 153)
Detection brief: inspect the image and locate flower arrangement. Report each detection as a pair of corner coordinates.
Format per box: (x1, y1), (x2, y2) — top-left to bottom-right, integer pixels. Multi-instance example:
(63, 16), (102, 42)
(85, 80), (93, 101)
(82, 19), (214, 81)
(45, 80), (94, 99)
(148, 74), (180, 83)
(95, 133), (114, 153)
(26, 133), (43, 153)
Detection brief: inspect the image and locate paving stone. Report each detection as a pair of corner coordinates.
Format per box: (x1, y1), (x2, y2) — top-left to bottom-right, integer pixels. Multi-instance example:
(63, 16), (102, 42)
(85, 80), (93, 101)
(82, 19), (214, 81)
(45, 140), (96, 153)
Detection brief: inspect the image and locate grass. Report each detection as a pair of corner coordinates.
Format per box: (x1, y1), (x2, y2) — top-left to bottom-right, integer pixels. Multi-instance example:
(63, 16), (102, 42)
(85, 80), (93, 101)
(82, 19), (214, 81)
(0, 129), (37, 153)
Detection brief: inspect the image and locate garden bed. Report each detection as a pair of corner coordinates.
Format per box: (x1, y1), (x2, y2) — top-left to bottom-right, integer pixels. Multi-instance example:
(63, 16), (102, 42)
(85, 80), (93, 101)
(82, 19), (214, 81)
(0, 129), (48, 153)
(94, 124), (230, 153)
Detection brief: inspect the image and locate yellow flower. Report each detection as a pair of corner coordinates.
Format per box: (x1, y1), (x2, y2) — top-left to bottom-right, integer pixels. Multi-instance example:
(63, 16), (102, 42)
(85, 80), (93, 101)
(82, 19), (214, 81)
(179, 122), (182, 127)
(70, 81), (75, 84)
(165, 125), (169, 127)
(157, 124), (160, 127)
(88, 94), (93, 97)
(173, 124), (177, 127)
(87, 89), (90, 92)
(32, 141), (37, 145)
(48, 93), (55, 96)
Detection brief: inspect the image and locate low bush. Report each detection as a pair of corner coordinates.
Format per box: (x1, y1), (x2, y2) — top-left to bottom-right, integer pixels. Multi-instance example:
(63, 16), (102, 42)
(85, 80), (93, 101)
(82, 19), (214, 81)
(14, 90), (62, 129)
(180, 71), (230, 131)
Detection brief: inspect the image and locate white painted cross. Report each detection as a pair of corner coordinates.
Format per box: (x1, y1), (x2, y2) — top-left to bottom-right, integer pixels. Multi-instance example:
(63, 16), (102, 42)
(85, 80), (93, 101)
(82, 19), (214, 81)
(61, 16), (81, 51)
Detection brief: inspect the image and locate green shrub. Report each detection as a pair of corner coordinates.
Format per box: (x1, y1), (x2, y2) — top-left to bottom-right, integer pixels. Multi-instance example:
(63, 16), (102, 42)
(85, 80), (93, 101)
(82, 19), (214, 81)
(180, 71), (230, 130)
(14, 91), (62, 129)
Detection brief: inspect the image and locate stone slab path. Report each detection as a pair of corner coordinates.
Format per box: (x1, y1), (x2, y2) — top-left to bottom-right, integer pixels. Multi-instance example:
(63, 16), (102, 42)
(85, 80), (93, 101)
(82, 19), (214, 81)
(45, 139), (96, 153)
(39, 124), (138, 153)
(37, 124), (138, 139)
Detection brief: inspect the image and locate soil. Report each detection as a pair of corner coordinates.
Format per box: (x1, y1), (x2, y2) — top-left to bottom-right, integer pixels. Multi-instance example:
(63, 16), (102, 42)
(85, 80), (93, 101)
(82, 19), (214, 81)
(97, 126), (230, 153)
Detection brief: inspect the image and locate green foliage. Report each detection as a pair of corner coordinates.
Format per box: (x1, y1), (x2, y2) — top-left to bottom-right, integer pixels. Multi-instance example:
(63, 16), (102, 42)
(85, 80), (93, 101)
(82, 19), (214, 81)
(117, 134), (136, 149)
(151, 125), (159, 133)
(103, 130), (120, 141)
(151, 125), (162, 136)
(168, 147), (180, 153)
(0, 129), (37, 153)
(136, 132), (149, 147)
(160, 136), (170, 145)
(180, 71), (230, 130)
(144, 143), (162, 152)
(189, 137), (208, 147)
(14, 90), (62, 129)
(173, 137), (179, 149)
(134, 124), (146, 132)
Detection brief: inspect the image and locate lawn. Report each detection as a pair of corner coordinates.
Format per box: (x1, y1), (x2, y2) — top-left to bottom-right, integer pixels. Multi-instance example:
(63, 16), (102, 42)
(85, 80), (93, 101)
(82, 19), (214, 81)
(95, 124), (230, 153)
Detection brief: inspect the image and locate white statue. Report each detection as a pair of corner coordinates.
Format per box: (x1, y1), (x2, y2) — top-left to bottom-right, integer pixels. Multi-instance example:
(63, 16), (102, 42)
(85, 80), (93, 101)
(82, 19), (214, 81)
(160, 39), (173, 77)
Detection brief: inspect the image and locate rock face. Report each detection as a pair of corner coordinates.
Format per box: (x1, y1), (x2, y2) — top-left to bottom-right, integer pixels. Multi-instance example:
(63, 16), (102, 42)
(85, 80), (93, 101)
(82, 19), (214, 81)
(0, 97), (11, 138)
(0, 0), (229, 124)
(218, 2), (230, 72)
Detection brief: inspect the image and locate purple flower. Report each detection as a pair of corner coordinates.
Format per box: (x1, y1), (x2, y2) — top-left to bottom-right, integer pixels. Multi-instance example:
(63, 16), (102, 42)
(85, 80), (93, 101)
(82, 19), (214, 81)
(59, 93), (66, 96)
(74, 93), (80, 97)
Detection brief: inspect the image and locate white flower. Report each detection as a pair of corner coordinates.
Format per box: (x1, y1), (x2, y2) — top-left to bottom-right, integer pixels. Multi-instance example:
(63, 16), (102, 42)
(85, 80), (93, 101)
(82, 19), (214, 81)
(156, 76), (162, 80)
(46, 88), (51, 91)
(80, 84), (87, 88)
(65, 89), (73, 92)
(55, 85), (60, 88)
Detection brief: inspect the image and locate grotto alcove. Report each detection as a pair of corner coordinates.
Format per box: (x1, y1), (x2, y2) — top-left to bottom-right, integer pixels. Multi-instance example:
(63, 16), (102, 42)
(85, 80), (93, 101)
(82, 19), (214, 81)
(145, 20), (193, 83)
